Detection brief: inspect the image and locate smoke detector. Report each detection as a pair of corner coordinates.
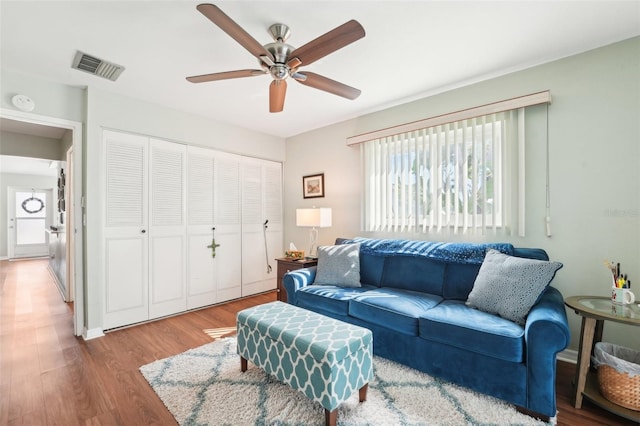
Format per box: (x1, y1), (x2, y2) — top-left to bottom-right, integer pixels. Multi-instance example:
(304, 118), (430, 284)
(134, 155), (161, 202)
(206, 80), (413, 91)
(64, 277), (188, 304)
(72, 51), (124, 81)
(11, 94), (35, 112)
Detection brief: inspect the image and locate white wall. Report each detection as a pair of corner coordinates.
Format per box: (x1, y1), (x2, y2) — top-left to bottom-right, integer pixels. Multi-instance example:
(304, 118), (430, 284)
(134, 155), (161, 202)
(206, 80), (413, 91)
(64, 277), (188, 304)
(1, 68), (85, 122)
(0, 131), (62, 160)
(284, 36), (640, 352)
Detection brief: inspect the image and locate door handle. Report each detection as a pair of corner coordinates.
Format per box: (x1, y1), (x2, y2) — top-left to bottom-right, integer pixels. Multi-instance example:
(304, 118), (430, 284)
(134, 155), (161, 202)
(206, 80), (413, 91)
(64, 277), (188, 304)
(141, 229), (146, 234)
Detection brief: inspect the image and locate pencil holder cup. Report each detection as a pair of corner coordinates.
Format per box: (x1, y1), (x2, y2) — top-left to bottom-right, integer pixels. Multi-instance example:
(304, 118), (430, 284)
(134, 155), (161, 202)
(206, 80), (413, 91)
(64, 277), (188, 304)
(611, 287), (635, 305)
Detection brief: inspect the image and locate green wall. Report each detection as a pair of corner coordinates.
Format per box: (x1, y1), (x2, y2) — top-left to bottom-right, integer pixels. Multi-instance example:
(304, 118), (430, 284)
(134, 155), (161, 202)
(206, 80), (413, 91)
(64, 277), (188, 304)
(284, 37), (640, 353)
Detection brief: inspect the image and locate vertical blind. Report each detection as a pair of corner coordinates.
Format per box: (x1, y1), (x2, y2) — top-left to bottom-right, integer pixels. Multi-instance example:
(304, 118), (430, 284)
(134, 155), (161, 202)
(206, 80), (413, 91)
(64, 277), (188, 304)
(361, 109), (525, 236)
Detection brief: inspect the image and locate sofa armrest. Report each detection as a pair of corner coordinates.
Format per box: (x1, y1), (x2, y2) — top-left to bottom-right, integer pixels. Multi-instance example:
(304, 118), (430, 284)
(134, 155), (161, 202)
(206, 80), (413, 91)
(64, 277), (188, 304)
(282, 266), (317, 305)
(524, 286), (570, 416)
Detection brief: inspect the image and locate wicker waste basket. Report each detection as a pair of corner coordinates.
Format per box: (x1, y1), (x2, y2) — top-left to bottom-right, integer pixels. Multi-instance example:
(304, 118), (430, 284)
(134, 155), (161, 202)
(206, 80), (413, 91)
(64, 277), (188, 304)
(592, 342), (640, 411)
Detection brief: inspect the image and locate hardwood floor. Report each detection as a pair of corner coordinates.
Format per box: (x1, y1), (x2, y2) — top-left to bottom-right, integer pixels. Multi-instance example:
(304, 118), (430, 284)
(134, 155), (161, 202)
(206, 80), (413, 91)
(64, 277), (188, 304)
(0, 259), (636, 425)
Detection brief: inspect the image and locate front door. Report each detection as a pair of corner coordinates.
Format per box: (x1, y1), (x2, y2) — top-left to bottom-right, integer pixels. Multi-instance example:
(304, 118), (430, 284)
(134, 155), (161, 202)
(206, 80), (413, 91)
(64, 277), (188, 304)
(8, 187), (53, 259)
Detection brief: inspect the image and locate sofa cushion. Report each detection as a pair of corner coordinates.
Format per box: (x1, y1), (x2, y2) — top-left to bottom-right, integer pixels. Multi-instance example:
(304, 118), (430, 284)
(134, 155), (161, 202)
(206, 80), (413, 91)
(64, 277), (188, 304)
(314, 243), (361, 287)
(466, 249), (563, 325)
(359, 252), (385, 287)
(349, 288), (442, 336)
(297, 285), (374, 317)
(419, 300), (525, 363)
(442, 263), (483, 300)
(381, 255), (445, 294)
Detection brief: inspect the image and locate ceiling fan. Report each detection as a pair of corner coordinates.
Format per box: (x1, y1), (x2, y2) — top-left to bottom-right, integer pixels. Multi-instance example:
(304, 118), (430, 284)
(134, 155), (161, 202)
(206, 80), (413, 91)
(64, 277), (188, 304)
(186, 3), (366, 113)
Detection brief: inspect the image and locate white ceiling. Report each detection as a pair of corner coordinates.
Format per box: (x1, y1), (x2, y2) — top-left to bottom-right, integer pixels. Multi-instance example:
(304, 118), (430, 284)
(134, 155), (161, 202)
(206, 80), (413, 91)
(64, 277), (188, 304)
(1, 1), (639, 139)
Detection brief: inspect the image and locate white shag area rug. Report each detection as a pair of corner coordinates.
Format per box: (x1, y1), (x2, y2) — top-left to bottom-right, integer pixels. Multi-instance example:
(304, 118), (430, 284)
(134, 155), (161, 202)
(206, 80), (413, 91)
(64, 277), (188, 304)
(140, 337), (552, 426)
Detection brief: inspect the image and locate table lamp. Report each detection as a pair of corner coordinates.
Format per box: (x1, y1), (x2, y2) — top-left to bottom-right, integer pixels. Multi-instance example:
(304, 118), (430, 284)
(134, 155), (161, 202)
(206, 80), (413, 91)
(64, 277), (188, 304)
(296, 207), (332, 258)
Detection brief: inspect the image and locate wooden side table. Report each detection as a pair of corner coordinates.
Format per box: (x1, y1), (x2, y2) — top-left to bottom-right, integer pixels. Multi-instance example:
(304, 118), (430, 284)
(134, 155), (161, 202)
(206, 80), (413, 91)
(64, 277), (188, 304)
(275, 257), (317, 303)
(564, 295), (640, 423)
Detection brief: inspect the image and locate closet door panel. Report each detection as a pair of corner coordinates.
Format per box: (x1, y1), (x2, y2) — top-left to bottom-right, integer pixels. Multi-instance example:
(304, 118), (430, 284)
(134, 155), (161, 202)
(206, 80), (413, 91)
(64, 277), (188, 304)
(263, 161), (283, 282)
(149, 235), (184, 317)
(241, 159), (282, 297)
(241, 161), (265, 295)
(186, 147), (216, 308)
(215, 230), (242, 302)
(148, 139), (187, 319)
(215, 154), (242, 302)
(102, 130), (149, 330)
(104, 237), (147, 327)
(187, 234), (215, 305)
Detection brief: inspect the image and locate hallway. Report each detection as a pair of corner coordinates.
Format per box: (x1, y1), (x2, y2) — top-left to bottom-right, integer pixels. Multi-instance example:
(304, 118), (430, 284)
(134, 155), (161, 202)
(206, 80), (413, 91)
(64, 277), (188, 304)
(0, 259), (76, 424)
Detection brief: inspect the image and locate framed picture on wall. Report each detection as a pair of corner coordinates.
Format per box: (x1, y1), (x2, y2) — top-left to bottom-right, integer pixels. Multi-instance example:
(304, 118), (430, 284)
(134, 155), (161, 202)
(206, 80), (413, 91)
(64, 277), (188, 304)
(303, 173), (325, 198)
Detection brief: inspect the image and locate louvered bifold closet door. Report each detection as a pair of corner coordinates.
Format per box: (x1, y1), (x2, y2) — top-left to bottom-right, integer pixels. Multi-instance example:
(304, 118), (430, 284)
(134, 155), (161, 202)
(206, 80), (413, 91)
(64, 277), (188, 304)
(102, 130), (149, 330)
(186, 146), (217, 308)
(262, 161), (283, 282)
(148, 138), (187, 319)
(213, 152), (242, 302)
(185, 148), (242, 308)
(241, 158), (282, 297)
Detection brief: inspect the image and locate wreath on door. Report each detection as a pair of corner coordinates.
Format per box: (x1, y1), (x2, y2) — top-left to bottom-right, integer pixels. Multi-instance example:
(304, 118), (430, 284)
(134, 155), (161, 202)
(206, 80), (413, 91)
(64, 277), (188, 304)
(21, 196), (45, 214)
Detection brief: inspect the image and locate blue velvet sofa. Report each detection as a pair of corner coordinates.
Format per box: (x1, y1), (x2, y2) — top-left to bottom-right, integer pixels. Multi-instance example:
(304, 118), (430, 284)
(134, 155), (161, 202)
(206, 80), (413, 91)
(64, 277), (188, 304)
(283, 237), (570, 419)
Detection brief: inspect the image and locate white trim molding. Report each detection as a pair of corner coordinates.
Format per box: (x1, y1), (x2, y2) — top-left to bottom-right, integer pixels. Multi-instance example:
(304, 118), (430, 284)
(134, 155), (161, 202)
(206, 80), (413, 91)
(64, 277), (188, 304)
(557, 348), (578, 364)
(83, 327), (105, 340)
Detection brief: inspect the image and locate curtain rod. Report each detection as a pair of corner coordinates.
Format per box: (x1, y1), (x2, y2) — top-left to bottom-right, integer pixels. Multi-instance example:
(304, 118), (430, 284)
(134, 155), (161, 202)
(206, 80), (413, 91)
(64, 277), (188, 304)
(346, 90), (551, 146)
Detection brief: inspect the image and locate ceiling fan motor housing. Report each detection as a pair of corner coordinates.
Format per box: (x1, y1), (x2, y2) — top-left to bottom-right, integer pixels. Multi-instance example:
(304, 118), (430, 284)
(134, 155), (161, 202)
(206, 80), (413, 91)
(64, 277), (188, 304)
(262, 41), (296, 79)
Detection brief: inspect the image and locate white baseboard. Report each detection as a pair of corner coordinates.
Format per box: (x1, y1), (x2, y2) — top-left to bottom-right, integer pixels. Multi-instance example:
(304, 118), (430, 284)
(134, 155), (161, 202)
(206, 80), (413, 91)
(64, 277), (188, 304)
(47, 265), (68, 302)
(0, 256), (8, 261)
(557, 348), (578, 364)
(84, 327), (105, 340)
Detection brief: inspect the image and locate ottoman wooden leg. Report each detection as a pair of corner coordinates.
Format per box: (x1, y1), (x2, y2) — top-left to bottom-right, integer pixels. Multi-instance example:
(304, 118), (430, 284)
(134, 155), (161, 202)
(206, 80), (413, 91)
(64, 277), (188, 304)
(359, 383), (368, 402)
(325, 408), (337, 426)
(240, 356), (247, 372)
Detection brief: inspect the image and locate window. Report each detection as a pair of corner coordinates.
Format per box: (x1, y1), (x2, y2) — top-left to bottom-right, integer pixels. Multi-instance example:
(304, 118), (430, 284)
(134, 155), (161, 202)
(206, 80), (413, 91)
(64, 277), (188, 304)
(362, 110), (523, 235)
(15, 190), (47, 245)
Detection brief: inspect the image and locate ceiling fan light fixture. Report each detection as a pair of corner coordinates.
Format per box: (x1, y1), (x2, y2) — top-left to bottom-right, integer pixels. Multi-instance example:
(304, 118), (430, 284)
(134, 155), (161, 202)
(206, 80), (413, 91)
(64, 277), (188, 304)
(270, 64), (289, 80)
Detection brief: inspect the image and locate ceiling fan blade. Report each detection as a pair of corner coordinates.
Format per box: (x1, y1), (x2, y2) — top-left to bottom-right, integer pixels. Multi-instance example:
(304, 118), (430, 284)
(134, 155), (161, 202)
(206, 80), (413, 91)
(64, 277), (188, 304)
(287, 20), (365, 68)
(197, 4), (274, 62)
(186, 69), (265, 83)
(269, 80), (287, 113)
(294, 72), (361, 100)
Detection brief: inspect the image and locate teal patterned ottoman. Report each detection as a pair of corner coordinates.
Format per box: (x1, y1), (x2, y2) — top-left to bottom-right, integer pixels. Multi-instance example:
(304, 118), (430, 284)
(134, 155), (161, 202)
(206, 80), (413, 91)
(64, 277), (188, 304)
(236, 301), (373, 426)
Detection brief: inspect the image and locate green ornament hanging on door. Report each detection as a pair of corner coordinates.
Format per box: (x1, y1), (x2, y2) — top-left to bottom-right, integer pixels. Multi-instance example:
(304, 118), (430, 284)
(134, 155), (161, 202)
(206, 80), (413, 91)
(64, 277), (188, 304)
(207, 227), (221, 257)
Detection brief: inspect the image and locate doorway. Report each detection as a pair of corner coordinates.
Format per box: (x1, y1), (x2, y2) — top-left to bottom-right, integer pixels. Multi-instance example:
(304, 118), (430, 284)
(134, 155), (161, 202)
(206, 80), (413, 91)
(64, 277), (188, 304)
(7, 187), (53, 259)
(0, 108), (84, 336)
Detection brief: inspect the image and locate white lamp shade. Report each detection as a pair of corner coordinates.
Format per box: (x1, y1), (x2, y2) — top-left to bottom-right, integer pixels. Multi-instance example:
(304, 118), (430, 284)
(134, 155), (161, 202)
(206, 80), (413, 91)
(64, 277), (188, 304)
(296, 208), (332, 228)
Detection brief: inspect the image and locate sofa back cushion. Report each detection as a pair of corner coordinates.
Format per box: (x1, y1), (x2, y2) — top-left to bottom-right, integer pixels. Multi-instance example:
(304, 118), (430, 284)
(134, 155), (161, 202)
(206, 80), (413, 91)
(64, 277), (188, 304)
(336, 238), (385, 287)
(359, 252), (385, 287)
(443, 263), (483, 300)
(335, 238), (549, 299)
(381, 255), (445, 294)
